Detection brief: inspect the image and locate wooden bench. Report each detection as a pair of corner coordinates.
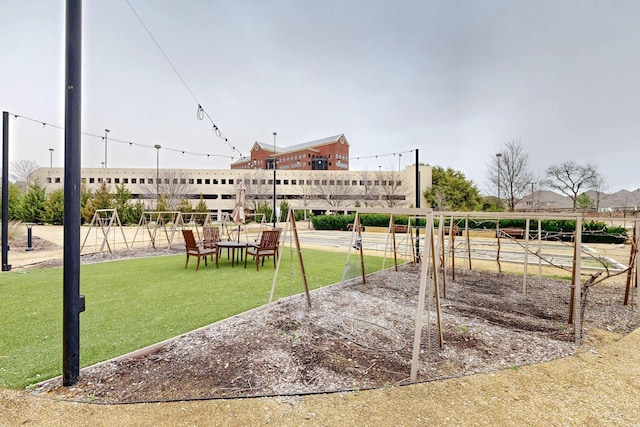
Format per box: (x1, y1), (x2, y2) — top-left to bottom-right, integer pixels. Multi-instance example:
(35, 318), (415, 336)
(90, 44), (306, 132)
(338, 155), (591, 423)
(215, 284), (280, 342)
(347, 223), (365, 232)
(391, 224), (408, 233)
(443, 225), (460, 236)
(497, 227), (526, 239)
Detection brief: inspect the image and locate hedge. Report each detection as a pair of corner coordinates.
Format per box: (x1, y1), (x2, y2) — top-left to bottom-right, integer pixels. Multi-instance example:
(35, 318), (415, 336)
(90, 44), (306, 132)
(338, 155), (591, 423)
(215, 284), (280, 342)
(311, 214), (627, 243)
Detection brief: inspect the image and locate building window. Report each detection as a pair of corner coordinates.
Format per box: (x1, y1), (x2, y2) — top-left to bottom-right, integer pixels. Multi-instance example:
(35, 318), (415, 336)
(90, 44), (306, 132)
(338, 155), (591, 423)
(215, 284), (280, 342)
(291, 179), (297, 185)
(260, 179), (266, 185)
(123, 178), (129, 184)
(213, 179), (218, 184)
(165, 179), (170, 184)
(221, 179), (226, 184)
(89, 178), (95, 183)
(114, 178), (120, 183)
(140, 178), (145, 184)
(252, 179), (258, 185)
(205, 179), (210, 184)
(374, 180), (380, 186)
(314, 180), (320, 185)
(106, 178), (112, 183)
(197, 179), (202, 184)
(131, 178), (136, 184)
(55, 177), (61, 183)
(148, 178), (153, 184)
(47, 177), (52, 183)
(229, 179), (234, 185)
(352, 180), (357, 185)
(284, 180), (289, 185)
(189, 179), (195, 184)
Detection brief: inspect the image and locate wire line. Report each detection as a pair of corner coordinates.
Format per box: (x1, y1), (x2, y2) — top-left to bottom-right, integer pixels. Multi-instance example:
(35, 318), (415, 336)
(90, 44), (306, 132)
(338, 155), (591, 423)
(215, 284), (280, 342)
(125, 0), (243, 158)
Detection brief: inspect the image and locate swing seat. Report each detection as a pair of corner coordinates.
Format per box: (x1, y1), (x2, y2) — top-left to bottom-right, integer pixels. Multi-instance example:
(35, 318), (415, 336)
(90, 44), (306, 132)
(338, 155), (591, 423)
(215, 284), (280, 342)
(246, 228), (281, 270)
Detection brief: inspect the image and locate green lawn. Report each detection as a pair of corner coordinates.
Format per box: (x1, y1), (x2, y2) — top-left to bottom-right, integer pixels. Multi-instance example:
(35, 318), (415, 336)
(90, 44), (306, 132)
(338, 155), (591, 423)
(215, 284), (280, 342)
(0, 248), (385, 389)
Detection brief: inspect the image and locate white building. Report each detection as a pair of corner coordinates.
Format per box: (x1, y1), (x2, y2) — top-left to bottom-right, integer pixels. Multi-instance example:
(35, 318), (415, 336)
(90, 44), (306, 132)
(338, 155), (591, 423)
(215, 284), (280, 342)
(34, 165), (432, 220)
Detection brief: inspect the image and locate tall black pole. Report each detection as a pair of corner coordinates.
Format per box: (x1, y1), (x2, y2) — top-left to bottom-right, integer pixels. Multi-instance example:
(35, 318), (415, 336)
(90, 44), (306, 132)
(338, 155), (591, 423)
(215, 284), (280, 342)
(272, 132), (277, 228)
(63, 0), (85, 386)
(2, 111), (11, 271)
(415, 148), (420, 262)
(154, 144), (161, 207)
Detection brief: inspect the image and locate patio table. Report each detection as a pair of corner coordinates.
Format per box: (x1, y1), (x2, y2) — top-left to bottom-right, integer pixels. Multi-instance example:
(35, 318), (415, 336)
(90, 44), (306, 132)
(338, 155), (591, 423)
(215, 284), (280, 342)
(215, 241), (249, 268)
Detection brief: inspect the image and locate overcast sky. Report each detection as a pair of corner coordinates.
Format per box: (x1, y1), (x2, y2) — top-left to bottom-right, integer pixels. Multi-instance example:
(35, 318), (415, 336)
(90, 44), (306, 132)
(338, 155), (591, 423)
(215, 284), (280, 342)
(2, 0), (639, 194)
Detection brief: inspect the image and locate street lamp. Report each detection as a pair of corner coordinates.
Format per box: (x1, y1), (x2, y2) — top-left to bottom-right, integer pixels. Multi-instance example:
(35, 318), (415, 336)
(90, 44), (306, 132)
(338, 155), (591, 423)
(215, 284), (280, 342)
(495, 153), (503, 208)
(272, 132), (277, 228)
(529, 181), (536, 211)
(49, 148), (54, 168)
(104, 129), (110, 168)
(154, 144), (161, 207)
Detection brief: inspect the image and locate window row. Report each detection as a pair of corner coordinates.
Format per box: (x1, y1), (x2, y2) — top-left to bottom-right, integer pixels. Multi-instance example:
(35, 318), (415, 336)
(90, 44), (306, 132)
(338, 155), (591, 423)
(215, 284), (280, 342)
(46, 176), (401, 187)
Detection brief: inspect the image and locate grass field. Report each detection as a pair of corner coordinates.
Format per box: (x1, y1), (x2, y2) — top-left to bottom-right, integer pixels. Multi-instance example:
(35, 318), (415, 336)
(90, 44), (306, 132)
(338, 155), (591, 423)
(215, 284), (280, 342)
(0, 249), (386, 389)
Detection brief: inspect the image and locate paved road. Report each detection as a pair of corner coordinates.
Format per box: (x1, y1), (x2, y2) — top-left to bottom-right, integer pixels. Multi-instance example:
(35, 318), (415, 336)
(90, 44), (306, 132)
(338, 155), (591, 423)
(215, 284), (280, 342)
(5, 225), (632, 274)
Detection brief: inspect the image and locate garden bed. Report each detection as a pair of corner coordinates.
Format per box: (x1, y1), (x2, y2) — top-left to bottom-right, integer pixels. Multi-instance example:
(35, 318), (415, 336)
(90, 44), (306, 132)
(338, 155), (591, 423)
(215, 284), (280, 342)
(33, 264), (639, 404)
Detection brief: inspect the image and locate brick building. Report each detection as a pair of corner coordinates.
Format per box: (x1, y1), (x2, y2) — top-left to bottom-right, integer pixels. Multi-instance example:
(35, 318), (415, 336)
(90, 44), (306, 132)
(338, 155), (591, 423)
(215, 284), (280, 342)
(231, 134), (350, 171)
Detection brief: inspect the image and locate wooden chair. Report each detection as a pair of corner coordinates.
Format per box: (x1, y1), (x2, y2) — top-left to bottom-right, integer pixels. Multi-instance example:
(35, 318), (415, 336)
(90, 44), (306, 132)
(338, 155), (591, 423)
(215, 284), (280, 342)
(182, 229), (217, 271)
(245, 228), (281, 270)
(202, 226), (221, 260)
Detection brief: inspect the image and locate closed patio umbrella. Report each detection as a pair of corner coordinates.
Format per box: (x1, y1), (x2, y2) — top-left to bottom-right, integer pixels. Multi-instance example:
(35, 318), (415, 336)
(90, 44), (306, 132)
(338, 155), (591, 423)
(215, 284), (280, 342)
(231, 180), (247, 241)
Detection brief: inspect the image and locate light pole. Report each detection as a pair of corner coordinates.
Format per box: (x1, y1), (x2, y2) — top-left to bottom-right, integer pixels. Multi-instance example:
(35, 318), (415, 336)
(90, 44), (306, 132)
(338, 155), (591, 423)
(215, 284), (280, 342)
(495, 153), (503, 208)
(398, 153), (402, 171)
(529, 181), (536, 211)
(49, 148), (54, 168)
(154, 144), (161, 207)
(272, 132), (277, 227)
(104, 129), (110, 168)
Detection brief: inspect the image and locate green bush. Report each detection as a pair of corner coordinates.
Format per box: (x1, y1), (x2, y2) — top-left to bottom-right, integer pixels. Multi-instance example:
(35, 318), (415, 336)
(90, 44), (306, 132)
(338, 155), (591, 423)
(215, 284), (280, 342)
(310, 214), (628, 243)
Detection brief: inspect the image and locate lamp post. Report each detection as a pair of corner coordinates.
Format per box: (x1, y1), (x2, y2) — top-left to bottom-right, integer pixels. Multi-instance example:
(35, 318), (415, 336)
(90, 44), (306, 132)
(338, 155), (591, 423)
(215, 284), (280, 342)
(495, 153), (503, 208)
(49, 148), (54, 168)
(154, 144), (161, 207)
(529, 181), (536, 212)
(272, 132), (277, 228)
(104, 129), (110, 168)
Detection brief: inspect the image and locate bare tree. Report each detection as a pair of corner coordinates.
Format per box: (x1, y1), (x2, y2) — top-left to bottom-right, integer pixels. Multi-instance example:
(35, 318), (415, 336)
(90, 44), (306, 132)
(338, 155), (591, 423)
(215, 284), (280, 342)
(544, 161), (600, 211)
(142, 171), (196, 210)
(357, 170), (378, 207)
(241, 170), (270, 212)
(591, 174), (609, 212)
(430, 188), (448, 211)
(313, 173), (356, 208)
(10, 159), (39, 189)
(486, 140), (533, 211)
(376, 170), (406, 207)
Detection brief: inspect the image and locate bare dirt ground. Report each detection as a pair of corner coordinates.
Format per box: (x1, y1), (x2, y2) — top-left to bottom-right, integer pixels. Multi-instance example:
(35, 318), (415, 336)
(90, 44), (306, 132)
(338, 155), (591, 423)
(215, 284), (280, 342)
(29, 263), (640, 407)
(2, 234), (640, 425)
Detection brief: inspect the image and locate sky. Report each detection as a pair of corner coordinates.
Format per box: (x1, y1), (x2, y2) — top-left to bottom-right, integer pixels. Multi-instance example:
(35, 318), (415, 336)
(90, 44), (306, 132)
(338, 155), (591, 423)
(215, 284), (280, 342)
(2, 0), (640, 194)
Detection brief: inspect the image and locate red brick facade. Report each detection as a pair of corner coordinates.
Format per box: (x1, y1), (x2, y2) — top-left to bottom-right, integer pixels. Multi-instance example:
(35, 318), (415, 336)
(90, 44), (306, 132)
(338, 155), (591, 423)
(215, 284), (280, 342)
(231, 134), (350, 171)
